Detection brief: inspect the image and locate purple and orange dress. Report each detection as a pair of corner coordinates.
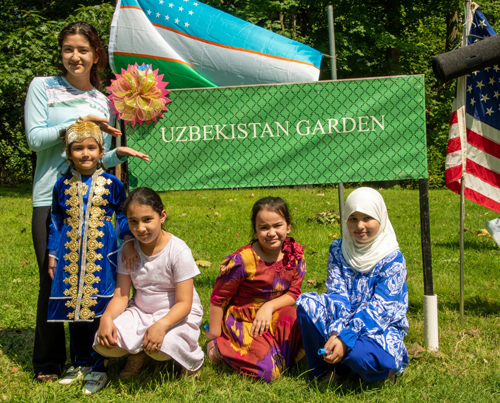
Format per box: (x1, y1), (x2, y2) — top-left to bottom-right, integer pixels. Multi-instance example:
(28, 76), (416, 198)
(210, 237), (306, 382)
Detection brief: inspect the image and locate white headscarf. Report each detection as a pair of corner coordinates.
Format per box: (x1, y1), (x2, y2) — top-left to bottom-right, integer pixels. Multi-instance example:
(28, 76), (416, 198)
(341, 187), (399, 273)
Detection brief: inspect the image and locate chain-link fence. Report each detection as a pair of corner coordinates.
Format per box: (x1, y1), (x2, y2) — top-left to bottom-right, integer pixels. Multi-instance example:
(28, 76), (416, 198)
(126, 75), (427, 191)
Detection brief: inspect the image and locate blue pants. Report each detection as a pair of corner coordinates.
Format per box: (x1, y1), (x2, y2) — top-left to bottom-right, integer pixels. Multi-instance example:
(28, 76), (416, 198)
(297, 305), (395, 382)
(69, 319), (107, 373)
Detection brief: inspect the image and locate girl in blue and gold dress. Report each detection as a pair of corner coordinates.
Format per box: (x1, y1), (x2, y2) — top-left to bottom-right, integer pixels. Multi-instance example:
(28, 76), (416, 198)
(47, 118), (138, 395)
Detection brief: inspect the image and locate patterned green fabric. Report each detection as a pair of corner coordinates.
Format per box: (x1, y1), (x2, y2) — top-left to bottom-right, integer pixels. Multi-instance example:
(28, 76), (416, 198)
(127, 75), (427, 191)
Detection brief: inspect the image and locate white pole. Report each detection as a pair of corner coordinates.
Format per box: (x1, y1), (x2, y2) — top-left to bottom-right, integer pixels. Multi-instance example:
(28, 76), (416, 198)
(423, 295), (439, 351)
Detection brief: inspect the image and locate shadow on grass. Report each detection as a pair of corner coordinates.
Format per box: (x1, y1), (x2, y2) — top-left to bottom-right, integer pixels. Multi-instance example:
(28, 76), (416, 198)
(0, 185), (32, 198)
(408, 295), (500, 316)
(285, 358), (391, 396)
(193, 273), (216, 289)
(0, 327), (35, 373)
(433, 237), (496, 252)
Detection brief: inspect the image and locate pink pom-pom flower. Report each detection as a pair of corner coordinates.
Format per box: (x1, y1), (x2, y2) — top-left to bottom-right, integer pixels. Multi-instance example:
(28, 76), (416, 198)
(107, 63), (171, 127)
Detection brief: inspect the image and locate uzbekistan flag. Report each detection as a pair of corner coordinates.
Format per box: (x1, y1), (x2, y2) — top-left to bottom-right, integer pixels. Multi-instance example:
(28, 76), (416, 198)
(446, 7), (500, 213)
(109, 0), (323, 89)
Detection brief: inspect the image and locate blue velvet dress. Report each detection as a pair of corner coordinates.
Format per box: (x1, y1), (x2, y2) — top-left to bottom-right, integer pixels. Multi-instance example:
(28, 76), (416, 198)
(47, 169), (131, 322)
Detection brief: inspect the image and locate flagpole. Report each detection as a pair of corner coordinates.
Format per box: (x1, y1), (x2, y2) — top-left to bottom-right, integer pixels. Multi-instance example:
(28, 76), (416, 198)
(327, 5), (344, 235)
(459, 0), (472, 325)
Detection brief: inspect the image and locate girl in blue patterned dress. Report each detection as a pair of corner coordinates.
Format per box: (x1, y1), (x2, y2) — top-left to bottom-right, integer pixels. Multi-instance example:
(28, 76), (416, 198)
(47, 118), (139, 395)
(296, 187), (408, 383)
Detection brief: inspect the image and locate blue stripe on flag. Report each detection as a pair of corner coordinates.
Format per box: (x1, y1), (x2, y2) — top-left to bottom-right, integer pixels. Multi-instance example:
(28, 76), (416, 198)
(121, 0), (322, 67)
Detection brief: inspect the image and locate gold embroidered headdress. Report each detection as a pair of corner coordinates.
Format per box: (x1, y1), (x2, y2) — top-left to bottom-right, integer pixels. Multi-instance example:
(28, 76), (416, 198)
(65, 117), (104, 147)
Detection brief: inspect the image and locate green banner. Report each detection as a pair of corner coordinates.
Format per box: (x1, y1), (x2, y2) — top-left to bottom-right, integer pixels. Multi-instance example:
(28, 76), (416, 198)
(126, 75), (427, 191)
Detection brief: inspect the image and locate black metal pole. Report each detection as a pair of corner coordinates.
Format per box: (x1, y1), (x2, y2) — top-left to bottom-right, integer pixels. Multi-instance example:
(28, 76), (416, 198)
(419, 178), (433, 295)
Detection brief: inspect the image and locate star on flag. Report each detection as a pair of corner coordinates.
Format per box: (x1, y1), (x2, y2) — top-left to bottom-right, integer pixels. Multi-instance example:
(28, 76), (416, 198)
(149, 0), (199, 32)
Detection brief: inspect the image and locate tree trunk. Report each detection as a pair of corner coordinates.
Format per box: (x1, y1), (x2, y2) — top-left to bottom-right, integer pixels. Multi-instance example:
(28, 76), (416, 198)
(445, 11), (459, 52)
(383, 0), (401, 75)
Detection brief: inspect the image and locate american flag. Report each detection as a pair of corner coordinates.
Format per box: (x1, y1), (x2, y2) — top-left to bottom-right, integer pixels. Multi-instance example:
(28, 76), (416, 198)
(445, 7), (500, 213)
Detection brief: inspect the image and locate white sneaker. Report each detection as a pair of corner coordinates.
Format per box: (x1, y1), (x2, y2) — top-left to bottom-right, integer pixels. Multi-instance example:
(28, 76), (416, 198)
(486, 219), (500, 246)
(58, 366), (91, 385)
(82, 372), (108, 395)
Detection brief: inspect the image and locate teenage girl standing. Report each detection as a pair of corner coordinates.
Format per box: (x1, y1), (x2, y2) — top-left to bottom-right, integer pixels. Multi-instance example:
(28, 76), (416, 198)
(25, 22), (147, 382)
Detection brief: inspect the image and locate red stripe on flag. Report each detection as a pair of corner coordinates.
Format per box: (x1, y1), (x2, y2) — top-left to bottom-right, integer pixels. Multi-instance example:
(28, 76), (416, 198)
(467, 129), (500, 160)
(466, 159), (500, 189)
(112, 52), (193, 67)
(446, 136), (461, 154)
(464, 187), (500, 214)
(445, 179), (461, 195)
(121, 6), (142, 10)
(445, 164), (463, 185)
(449, 111), (458, 125)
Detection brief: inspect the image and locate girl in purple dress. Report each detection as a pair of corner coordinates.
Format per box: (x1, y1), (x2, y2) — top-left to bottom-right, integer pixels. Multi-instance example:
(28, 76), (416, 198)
(206, 196), (305, 382)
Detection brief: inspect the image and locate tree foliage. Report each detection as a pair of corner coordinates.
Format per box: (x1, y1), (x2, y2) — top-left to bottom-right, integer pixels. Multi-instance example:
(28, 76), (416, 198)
(2, 0), (500, 187)
(0, 1), (115, 185)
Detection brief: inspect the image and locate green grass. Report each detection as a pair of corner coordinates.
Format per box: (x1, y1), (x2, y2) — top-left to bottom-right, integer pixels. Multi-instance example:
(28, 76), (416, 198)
(1, 184), (500, 402)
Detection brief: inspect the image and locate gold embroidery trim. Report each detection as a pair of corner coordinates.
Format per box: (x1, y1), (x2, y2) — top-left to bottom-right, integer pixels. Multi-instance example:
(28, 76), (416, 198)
(61, 171), (111, 320)
(62, 176), (81, 319)
(76, 172), (111, 320)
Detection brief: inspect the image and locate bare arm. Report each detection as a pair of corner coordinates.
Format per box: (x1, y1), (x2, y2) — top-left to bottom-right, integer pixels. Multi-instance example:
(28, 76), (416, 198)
(143, 278), (194, 352)
(205, 303), (224, 341)
(81, 114), (121, 137)
(251, 294), (296, 336)
(116, 146), (149, 161)
(96, 273), (132, 347)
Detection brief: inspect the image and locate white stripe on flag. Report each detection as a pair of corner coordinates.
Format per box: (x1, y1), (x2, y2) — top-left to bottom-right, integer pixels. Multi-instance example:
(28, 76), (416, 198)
(115, 7), (320, 86)
(464, 171), (500, 200)
(467, 145), (500, 174)
(445, 150), (462, 170)
(155, 22), (320, 85)
(111, 7), (188, 69)
(448, 122), (460, 140)
(467, 113), (500, 143)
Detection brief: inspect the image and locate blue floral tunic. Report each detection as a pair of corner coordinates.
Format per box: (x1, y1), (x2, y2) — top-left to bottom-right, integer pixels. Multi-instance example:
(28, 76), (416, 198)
(296, 239), (409, 375)
(47, 169), (131, 322)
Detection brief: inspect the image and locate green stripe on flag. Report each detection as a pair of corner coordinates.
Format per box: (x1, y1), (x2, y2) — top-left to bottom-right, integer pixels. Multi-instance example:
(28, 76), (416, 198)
(112, 54), (217, 89)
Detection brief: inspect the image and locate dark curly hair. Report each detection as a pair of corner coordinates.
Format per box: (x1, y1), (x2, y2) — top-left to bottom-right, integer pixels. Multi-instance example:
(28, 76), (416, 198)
(58, 22), (107, 90)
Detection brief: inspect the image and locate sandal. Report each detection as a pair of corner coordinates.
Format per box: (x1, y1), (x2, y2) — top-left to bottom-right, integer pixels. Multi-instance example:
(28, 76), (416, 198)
(179, 366), (201, 379)
(118, 351), (151, 381)
(385, 369), (396, 386)
(35, 372), (59, 383)
(207, 340), (223, 365)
